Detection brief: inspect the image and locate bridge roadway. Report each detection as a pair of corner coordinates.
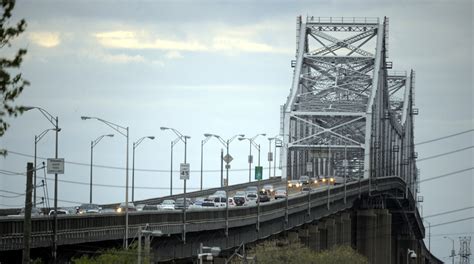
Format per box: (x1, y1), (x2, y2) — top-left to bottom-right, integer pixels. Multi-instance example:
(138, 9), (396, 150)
(0, 176), (441, 263)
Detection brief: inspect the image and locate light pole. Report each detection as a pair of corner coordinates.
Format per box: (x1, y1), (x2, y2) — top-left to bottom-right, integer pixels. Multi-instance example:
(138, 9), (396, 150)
(161, 127), (190, 243)
(198, 243), (221, 264)
(170, 137), (180, 195)
(132, 136), (155, 202)
(267, 136), (279, 179)
(444, 236), (455, 264)
(24, 106), (60, 263)
(239, 134), (266, 182)
(206, 133), (244, 186)
(200, 134), (213, 190)
(34, 128), (55, 206)
(81, 116), (130, 248)
(89, 134), (114, 204)
(137, 225), (162, 264)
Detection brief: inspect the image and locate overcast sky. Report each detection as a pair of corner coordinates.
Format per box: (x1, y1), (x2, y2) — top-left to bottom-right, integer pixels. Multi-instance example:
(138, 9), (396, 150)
(0, 0), (472, 260)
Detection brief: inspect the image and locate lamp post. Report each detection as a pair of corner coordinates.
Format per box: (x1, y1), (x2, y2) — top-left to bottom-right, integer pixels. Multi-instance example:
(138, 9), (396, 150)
(161, 127), (190, 243)
(24, 106), (60, 262)
(89, 134), (114, 204)
(81, 116), (130, 248)
(169, 137), (180, 195)
(200, 134), (213, 190)
(239, 134), (265, 182)
(444, 236), (455, 264)
(137, 225), (162, 264)
(132, 136), (155, 202)
(267, 136), (279, 179)
(205, 133), (244, 186)
(198, 243), (221, 264)
(34, 128), (55, 206)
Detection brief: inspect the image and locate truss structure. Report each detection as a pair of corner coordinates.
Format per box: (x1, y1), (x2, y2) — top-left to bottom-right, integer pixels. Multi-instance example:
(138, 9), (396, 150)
(281, 16), (418, 196)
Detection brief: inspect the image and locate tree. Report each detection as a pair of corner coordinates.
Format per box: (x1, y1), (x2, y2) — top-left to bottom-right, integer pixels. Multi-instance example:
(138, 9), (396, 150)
(231, 239), (368, 264)
(0, 0), (29, 137)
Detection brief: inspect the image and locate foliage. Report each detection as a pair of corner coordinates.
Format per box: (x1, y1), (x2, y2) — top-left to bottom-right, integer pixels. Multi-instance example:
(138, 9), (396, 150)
(71, 244), (139, 264)
(230, 239), (368, 264)
(0, 0), (29, 137)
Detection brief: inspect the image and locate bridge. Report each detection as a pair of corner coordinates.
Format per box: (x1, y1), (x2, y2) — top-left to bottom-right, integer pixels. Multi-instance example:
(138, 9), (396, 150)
(0, 16), (442, 263)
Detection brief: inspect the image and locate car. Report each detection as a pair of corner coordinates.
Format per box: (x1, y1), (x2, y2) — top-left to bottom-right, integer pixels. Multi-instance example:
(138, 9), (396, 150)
(246, 192), (258, 204)
(20, 207), (43, 216)
(175, 198), (191, 210)
(233, 191), (247, 206)
(245, 186), (258, 194)
(142, 204), (158, 211)
(201, 198), (216, 208)
(310, 177), (319, 184)
(299, 175), (310, 185)
(135, 204), (146, 211)
(274, 189), (287, 199)
(228, 197), (236, 207)
(258, 191), (271, 203)
(262, 184), (274, 194)
(302, 186), (312, 192)
(209, 195), (227, 207)
(288, 180), (301, 188)
(48, 209), (72, 215)
(116, 202), (136, 213)
(160, 199), (175, 210)
(78, 203), (102, 214)
(213, 190), (227, 197)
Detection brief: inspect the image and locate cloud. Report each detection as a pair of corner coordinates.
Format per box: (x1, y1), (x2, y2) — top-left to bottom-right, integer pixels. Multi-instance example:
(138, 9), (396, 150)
(165, 51), (183, 59)
(29, 32), (61, 47)
(212, 36), (288, 53)
(94, 30), (207, 51)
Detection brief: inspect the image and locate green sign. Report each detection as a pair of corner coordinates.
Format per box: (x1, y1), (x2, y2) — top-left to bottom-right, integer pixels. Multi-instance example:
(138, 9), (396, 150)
(255, 166), (263, 180)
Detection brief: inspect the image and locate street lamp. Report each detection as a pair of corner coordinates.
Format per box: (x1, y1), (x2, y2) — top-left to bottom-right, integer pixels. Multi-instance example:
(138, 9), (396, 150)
(137, 225), (162, 264)
(169, 136), (181, 195)
(200, 134), (213, 190)
(89, 134), (114, 204)
(444, 236), (455, 264)
(33, 128), (56, 206)
(239, 133), (266, 182)
(24, 106), (60, 262)
(132, 136), (155, 202)
(407, 249), (417, 263)
(160, 127), (190, 243)
(205, 133), (244, 186)
(198, 243), (221, 264)
(267, 136), (279, 179)
(81, 116), (130, 248)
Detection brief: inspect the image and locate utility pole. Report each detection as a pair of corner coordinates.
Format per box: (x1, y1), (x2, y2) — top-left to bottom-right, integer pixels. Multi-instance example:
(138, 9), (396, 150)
(22, 162), (33, 264)
(220, 149), (224, 187)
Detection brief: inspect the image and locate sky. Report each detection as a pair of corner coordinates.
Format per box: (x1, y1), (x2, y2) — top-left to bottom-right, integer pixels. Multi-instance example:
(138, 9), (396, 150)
(0, 0), (472, 260)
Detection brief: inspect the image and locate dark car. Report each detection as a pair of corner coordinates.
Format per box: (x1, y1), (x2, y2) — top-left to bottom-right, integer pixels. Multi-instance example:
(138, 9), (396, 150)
(258, 191), (271, 203)
(175, 198), (192, 210)
(78, 203), (101, 214)
(142, 204), (158, 211)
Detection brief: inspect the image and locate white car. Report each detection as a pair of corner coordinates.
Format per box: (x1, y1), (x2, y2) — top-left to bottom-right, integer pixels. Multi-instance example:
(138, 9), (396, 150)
(274, 189), (287, 199)
(160, 199), (175, 210)
(209, 195), (227, 207)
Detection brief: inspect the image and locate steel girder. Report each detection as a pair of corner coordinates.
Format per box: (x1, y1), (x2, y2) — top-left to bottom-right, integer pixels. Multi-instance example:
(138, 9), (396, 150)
(281, 16), (418, 197)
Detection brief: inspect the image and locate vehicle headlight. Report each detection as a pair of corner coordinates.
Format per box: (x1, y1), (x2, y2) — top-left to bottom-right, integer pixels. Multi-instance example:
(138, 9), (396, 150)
(270, 189), (273, 192)
(117, 208), (122, 213)
(330, 178), (334, 182)
(322, 178), (326, 182)
(261, 188), (265, 192)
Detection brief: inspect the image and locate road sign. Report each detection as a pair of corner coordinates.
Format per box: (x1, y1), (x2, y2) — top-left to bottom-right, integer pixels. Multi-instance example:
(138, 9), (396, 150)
(255, 166), (263, 180)
(180, 163), (190, 180)
(47, 158), (65, 174)
(268, 152), (273, 161)
(306, 162), (313, 172)
(225, 164), (231, 169)
(248, 155), (253, 164)
(223, 154), (233, 164)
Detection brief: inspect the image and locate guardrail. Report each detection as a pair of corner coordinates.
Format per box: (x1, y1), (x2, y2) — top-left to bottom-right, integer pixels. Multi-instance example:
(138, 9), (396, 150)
(0, 176), (410, 251)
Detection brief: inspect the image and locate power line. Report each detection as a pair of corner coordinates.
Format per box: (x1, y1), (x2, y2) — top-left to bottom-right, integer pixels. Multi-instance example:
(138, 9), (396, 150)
(419, 167), (473, 183)
(424, 206), (474, 219)
(431, 217), (474, 228)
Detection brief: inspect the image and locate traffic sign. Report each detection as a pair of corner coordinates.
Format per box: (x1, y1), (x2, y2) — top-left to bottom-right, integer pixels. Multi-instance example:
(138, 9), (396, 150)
(306, 162), (313, 172)
(255, 166), (263, 180)
(248, 155), (253, 164)
(180, 163), (190, 180)
(225, 164), (231, 169)
(223, 154), (233, 164)
(268, 152), (273, 162)
(47, 158), (64, 174)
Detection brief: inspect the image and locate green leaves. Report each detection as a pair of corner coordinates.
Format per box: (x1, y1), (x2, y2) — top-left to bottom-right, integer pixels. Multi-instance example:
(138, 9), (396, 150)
(0, 0), (28, 137)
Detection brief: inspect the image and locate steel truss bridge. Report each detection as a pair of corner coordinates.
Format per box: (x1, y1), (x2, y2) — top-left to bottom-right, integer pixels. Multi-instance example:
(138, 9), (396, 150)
(0, 17), (441, 264)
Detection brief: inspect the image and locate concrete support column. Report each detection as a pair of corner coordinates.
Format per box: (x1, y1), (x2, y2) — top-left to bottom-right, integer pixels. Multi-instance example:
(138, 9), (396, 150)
(341, 212), (352, 246)
(375, 209), (392, 264)
(325, 218), (336, 249)
(335, 215), (343, 245)
(357, 209), (377, 262)
(308, 224), (321, 252)
(298, 228), (309, 247)
(288, 231), (299, 244)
